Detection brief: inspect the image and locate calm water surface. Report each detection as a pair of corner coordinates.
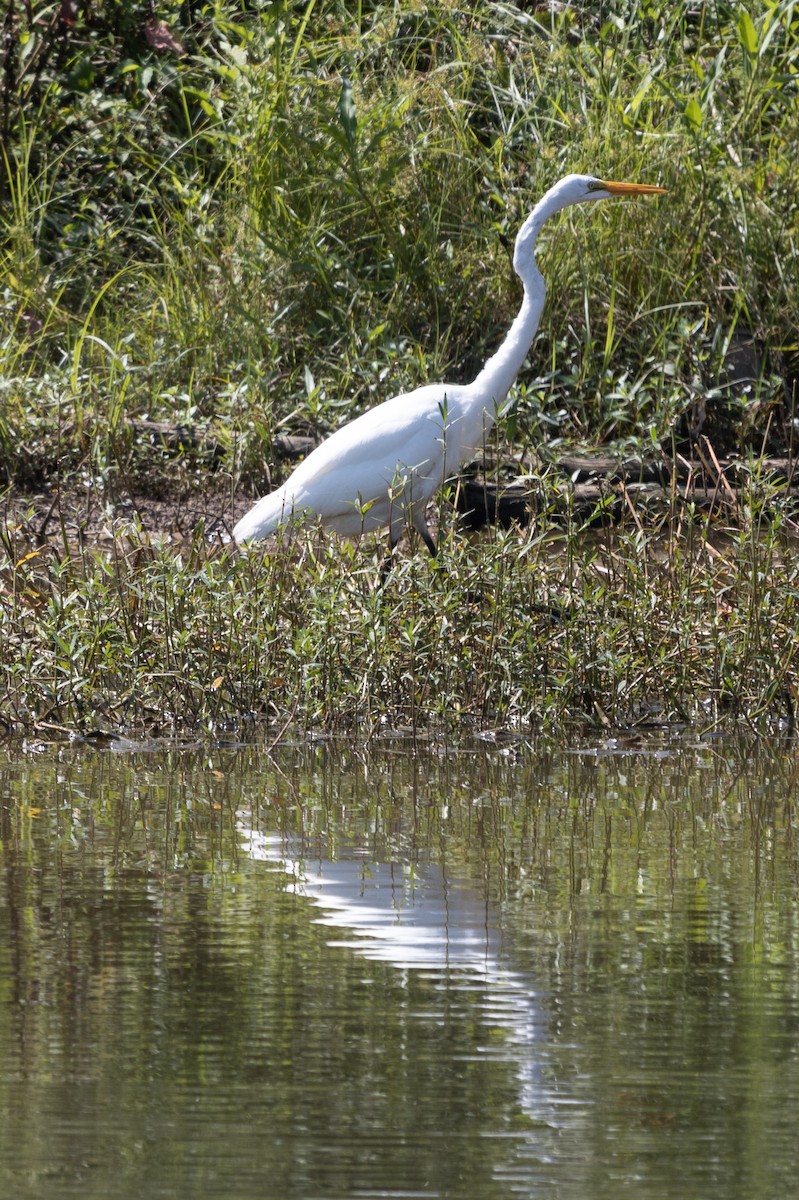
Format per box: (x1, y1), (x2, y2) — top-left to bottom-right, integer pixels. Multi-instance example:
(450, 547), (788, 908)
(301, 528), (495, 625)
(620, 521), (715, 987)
(1, 734), (798, 1199)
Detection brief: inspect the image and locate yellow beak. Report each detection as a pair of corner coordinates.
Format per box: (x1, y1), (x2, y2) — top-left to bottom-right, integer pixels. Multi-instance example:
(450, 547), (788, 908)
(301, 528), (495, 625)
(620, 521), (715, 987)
(600, 180), (667, 196)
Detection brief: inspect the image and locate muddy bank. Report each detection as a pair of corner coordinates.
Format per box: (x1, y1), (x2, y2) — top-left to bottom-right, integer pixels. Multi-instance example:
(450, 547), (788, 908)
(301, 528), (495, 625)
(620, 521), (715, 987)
(4, 422), (798, 548)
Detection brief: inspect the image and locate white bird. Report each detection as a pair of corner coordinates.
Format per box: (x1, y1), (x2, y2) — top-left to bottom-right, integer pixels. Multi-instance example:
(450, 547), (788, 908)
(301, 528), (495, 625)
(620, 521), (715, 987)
(234, 174), (665, 555)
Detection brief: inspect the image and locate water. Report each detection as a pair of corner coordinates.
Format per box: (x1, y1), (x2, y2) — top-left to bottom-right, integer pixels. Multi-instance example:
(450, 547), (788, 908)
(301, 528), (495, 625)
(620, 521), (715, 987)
(1, 734), (798, 1198)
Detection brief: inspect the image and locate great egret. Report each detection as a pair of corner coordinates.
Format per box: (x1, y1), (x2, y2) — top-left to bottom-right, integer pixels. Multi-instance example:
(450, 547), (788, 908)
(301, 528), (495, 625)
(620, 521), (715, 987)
(234, 174), (665, 553)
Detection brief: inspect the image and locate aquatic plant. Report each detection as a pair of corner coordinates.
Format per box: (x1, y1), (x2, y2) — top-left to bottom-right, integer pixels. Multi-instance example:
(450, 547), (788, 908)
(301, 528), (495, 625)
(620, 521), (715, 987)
(2, 476), (797, 738)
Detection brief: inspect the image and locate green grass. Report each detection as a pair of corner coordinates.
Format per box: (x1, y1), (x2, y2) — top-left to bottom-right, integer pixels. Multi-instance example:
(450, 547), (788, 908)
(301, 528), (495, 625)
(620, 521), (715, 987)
(2, 1), (797, 484)
(2, 484), (798, 738)
(1, 1), (798, 738)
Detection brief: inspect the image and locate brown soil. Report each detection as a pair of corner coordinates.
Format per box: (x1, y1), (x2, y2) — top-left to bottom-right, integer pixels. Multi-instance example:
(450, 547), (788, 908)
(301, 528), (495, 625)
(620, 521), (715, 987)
(4, 423), (798, 550)
(1, 481), (249, 550)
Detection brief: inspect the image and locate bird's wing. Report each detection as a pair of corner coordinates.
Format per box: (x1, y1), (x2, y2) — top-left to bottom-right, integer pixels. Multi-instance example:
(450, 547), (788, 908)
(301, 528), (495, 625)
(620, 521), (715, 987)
(284, 384), (460, 513)
(234, 383), (470, 542)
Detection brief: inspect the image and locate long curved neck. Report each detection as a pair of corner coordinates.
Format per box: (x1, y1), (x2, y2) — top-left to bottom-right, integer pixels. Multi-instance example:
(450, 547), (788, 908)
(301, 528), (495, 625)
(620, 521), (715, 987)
(470, 196), (556, 408)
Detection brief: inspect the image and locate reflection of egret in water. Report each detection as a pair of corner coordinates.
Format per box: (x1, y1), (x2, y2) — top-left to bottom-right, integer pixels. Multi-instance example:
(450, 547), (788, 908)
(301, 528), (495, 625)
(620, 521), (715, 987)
(238, 821), (563, 1159)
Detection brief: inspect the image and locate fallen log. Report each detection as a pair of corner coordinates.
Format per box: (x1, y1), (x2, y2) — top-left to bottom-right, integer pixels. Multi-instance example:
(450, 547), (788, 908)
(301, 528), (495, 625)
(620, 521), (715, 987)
(455, 456), (799, 529)
(125, 420), (799, 529)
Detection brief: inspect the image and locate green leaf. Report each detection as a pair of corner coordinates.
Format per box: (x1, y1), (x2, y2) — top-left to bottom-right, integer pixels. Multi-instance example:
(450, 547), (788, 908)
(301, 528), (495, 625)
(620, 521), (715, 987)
(684, 98), (703, 131)
(737, 10), (758, 59)
(337, 77), (357, 152)
(629, 72), (654, 116)
(68, 58), (95, 92)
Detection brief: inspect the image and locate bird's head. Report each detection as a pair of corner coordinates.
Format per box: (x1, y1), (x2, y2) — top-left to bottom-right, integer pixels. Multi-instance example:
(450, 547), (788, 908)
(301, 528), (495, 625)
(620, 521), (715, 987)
(514, 173), (666, 281)
(549, 173), (666, 212)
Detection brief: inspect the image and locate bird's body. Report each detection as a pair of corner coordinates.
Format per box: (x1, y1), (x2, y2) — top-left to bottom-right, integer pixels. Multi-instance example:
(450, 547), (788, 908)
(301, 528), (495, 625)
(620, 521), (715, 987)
(233, 174), (664, 551)
(236, 382), (474, 552)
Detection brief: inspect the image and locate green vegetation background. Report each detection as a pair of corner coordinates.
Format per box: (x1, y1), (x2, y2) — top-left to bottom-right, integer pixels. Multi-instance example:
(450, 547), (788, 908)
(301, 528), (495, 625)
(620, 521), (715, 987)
(3, 1), (797, 486)
(1, 1), (798, 738)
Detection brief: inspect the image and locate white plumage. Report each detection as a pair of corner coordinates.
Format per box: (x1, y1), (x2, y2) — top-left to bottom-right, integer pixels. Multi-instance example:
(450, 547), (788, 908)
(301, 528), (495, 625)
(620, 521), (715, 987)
(234, 174), (664, 554)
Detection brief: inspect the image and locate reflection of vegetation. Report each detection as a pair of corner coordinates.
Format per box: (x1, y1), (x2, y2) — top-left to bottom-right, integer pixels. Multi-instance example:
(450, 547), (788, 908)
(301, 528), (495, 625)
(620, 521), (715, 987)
(0, 745), (550, 1197)
(1, 740), (798, 1195)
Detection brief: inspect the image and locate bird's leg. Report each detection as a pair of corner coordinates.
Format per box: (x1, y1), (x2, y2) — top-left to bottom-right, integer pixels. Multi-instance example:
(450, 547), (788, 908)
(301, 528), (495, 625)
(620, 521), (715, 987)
(378, 512), (405, 585)
(412, 512), (438, 558)
(419, 527), (438, 557)
(378, 545), (395, 586)
(378, 514), (437, 585)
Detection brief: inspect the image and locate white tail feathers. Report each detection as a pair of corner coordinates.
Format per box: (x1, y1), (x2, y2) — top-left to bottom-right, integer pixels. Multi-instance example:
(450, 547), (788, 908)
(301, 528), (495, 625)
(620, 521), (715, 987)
(232, 485), (293, 544)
